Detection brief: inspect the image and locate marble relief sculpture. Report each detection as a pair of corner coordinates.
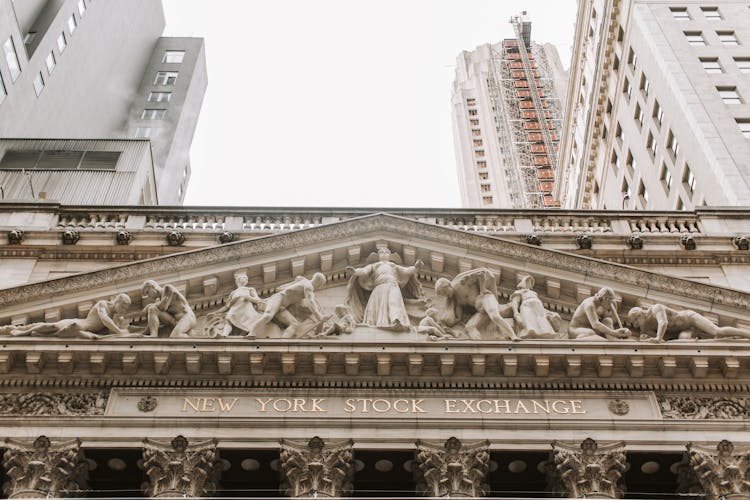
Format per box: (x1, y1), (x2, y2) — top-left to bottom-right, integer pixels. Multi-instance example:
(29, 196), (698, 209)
(568, 287), (631, 341)
(346, 247), (424, 331)
(628, 304), (750, 341)
(142, 280), (197, 338)
(510, 275), (562, 339)
(0, 294), (141, 339)
(205, 272), (263, 337)
(245, 273), (327, 339)
(433, 268), (518, 340)
(315, 304), (355, 337)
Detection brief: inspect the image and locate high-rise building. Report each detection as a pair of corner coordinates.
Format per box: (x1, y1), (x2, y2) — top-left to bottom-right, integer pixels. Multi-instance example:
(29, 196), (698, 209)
(452, 13), (568, 208)
(558, 0), (750, 210)
(0, 0), (206, 204)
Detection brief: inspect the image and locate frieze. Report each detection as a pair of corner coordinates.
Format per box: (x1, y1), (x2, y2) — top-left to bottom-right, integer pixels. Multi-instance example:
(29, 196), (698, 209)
(0, 214), (748, 311)
(658, 395), (750, 420)
(0, 391), (108, 416)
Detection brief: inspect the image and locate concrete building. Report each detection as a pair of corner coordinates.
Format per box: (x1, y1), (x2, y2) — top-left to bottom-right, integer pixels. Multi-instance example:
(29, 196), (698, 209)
(452, 13), (568, 209)
(558, 0), (750, 211)
(0, 0), (207, 204)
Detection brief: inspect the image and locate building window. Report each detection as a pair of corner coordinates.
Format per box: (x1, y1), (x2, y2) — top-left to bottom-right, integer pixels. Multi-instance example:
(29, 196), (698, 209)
(734, 57), (750, 73)
(23, 32), (37, 45)
(0, 72), (6, 105)
(45, 51), (56, 74)
(683, 165), (696, 193)
(478, 172), (488, 180)
(57, 32), (67, 53)
(3, 37), (21, 82)
(701, 6), (721, 20)
(77, 0), (86, 16)
(652, 100), (664, 126)
(615, 122), (623, 141)
(482, 196), (493, 205)
(134, 127), (152, 138)
(718, 86), (742, 104)
(473, 139), (483, 147)
(660, 163), (673, 190)
(685, 31), (706, 46)
(0, 150), (121, 170)
(634, 103), (644, 126)
(611, 150), (620, 170)
(700, 57), (723, 73)
(717, 31), (739, 45)
(626, 150), (636, 171)
(154, 71), (178, 85)
(638, 180), (649, 205)
(466, 98), (476, 106)
(639, 73), (650, 95)
(67, 14), (77, 35)
(32, 71), (44, 96)
(736, 119), (750, 137)
(480, 184), (491, 192)
(141, 109), (166, 120)
(162, 50), (185, 64)
(667, 130), (680, 157)
(469, 119), (479, 126)
(471, 129), (481, 137)
(628, 47), (638, 70)
(476, 160), (487, 168)
(647, 131), (658, 157)
(148, 91), (172, 103)
(670, 7), (690, 20)
(474, 150), (485, 158)
(676, 197), (685, 210)
(622, 178), (631, 199)
(468, 109), (478, 116)
(623, 77), (632, 100)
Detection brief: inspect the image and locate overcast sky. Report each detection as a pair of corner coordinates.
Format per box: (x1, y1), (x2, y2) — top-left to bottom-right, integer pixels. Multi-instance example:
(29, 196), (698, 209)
(162, 0), (576, 208)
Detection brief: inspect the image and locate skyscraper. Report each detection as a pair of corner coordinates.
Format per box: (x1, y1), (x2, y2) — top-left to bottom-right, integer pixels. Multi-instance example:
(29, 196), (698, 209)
(452, 13), (568, 208)
(0, 0), (206, 204)
(558, 0), (750, 210)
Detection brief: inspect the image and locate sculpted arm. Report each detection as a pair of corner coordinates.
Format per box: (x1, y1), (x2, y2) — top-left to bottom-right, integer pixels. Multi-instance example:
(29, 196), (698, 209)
(582, 301), (620, 337)
(93, 301), (127, 335)
(304, 286), (325, 321)
(653, 305), (670, 342)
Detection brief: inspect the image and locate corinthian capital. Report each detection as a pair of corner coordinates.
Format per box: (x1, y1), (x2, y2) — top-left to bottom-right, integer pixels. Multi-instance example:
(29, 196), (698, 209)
(550, 438), (627, 499)
(414, 437), (491, 497)
(142, 435), (220, 498)
(279, 436), (355, 497)
(686, 440), (750, 499)
(2, 436), (87, 499)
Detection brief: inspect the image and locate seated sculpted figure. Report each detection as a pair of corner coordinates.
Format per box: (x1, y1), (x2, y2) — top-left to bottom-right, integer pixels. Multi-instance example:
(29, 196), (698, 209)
(434, 268), (518, 341)
(568, 287), (631, 340)
(206, 272), (264, 336)
(315, 304), (356, 337)
(628, 304), (750, 341)
(346, 247), (424, 331)
(141, 280), (197, 338)
(417, 307), (454, 340)
(0, 294), (140, 339)
(246, 273), (327, 339)
(510, 275), (561, 339)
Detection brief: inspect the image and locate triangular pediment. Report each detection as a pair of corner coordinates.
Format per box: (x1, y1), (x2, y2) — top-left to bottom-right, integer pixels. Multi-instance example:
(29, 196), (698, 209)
(0, 212), (749, 338)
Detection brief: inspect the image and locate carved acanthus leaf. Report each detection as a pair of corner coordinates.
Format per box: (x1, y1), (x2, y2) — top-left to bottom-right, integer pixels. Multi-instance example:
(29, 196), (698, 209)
(658, 395), (750, 420)
(3, 436), (87, 499)
(279, 436), (355, 498)
(0, 392), (108, 416)
(551, 438), (627, 499)
(414, 437), (490, 497)
(141, 435), (220, 498)
(686, 440), (750, 499)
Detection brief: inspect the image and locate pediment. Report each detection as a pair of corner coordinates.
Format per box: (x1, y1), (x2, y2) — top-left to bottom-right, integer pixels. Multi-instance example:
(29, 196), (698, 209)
(0, 212), (749, 340)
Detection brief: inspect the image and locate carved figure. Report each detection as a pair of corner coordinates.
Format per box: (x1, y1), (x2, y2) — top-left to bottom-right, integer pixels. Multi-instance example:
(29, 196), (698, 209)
(206, 272), (264, 336)
(551, 438), (627, 499)
(628, 304), (750, 342)
(0, 294), (140, 340)
(245, 273), (327, 339)
(686, 440), (750, 500)
(141, 280), (196, 338)
(3, 436), (87, 499)
(346, 247), (424, 331)
(315, 304), (356, 337)
(510, 275), (562, 339)
(434, 268), (518, 340)
(568, 287), (631, 340)
(142, 436), (219, 498)
(417, 307), (454, 340)
(279, 436), (354, 498)
(414, 437), (490, 498)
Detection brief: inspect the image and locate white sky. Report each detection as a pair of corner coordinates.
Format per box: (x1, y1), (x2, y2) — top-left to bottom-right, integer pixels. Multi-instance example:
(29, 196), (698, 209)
(163, 0), (576, 208)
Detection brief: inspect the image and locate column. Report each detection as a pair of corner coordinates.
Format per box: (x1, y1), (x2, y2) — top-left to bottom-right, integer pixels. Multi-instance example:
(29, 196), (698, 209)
(279, 436), (354, 497)
(2, 436), (87, 499)
(141, 435), (220, 498)
(550, 438), (627, 499)
(414, 437), (491, 497)
(684, 440), (750, 500)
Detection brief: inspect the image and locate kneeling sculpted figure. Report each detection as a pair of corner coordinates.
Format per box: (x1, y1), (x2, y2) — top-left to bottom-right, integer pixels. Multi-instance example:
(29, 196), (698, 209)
(0, 294), (140, 339)
(245, 273), (327, 339)
(628, 304), (750, 341)
(568, 287), (631, 340)
(434, 268), (518, 340)
(142, 280), (197, 338)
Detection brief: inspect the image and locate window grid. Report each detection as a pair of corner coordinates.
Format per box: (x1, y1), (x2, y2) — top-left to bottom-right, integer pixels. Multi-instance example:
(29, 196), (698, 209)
(141, 109), (166, 120)
(154, 71), (178, 85)
(701, 57), (723, 73)
(0, 72), (6, 105)
(735, 57), (750, 73)
(162, 51), (185, 64)
(661, 163), (673, 191)
(653, 100), (664, 126)
(77, 0), (86, 16)
(737, 119), (750, 138)
(67, 14), (77, 35)
(57, 32), (67, 53)
(148, 91), (172, 103)
(683, 165), (697, 194)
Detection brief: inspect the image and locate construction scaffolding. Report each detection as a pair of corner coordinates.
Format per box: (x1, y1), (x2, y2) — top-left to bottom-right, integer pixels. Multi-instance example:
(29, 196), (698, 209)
(487, 13), (562, 208)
